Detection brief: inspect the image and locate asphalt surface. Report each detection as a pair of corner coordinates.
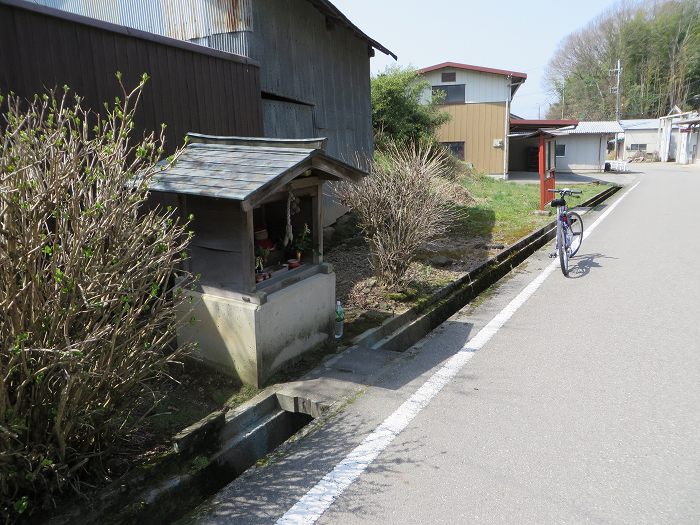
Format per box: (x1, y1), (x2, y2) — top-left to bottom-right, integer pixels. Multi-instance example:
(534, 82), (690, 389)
(188, 163), (700, 525)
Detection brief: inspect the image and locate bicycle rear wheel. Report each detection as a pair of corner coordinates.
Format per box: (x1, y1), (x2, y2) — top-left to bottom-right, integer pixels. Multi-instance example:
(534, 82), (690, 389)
(558, 226), (569, 276)
(567, 212), (583, 257)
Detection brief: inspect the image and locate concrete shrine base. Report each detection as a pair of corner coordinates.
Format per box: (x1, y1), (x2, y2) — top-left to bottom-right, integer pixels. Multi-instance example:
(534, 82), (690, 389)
(178, 268), (335, 387)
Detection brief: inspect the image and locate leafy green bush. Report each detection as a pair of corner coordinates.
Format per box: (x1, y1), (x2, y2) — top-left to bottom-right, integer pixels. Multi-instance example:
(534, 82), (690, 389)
(371, 66), (450, 150)
(0, 76), (191, 520)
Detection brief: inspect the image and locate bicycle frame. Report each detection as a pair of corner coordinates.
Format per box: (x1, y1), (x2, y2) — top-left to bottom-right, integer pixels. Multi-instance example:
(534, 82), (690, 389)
(548, 187), (583, 276)
(554, 203), (571, 253)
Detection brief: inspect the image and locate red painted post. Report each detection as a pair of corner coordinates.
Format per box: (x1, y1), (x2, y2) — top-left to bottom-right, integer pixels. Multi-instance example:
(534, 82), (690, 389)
(539, 134), (546, 210)
(549, 157), (556, 198)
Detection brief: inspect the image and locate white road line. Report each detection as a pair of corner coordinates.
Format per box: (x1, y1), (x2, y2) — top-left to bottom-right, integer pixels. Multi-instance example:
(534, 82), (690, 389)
(581, 182), (640, 240)
(276, 182), (641, 525)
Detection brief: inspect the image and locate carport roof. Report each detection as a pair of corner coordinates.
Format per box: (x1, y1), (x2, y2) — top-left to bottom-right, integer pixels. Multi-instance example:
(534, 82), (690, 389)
(560, 121), (624, 134)
(508, 130), (557, 139)
(510, 118), (578, 132)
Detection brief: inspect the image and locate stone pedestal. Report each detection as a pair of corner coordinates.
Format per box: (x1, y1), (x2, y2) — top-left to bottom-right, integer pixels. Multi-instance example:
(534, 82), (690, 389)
(178, 269), (335, 387)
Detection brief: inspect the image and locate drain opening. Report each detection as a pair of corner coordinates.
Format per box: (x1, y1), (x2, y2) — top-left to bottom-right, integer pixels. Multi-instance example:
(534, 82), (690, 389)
(62, 393), (317, 525)
(157, 409), (313, 524)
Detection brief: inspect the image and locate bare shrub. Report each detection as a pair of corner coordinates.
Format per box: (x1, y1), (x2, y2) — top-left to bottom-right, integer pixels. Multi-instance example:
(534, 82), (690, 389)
(337, 143), (456, 287)
(0, 77), (191, 520)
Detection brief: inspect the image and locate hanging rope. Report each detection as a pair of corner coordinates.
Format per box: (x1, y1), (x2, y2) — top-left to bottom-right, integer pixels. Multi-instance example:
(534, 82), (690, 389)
(283, 186), (300, 247)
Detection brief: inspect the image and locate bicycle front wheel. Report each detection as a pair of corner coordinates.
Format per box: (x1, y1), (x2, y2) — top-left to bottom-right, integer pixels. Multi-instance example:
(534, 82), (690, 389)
(567, 212), (583, 257)
(558, 226), (569, 276)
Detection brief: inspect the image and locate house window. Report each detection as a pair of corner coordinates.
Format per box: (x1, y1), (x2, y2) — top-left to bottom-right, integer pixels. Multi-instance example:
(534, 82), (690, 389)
(441, 141), (465, 160)
(441, 72), (456, 82)
(628, 143), (647, 151)
(432, 84), (465, 104)
(555, 144), (566, 157)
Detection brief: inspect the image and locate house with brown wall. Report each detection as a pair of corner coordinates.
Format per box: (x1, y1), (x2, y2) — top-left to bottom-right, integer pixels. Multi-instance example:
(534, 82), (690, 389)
(418, 62), (526, 176)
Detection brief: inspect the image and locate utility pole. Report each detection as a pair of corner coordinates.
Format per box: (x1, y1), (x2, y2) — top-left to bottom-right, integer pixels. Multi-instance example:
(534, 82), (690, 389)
(614, 59), (621, 121)
(558, 77), (566, 119)
(609, 59), (622, 119)
(610, 59), (622, 158)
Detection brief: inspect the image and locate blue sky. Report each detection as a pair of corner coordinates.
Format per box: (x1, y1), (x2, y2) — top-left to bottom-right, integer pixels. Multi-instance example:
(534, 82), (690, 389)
(332, 0), (621, 118)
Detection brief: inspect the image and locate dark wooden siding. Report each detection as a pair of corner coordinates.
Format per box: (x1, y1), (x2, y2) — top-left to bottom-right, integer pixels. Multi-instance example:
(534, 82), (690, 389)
(0, 0), (263, 152)
(249, 0), (373, 166)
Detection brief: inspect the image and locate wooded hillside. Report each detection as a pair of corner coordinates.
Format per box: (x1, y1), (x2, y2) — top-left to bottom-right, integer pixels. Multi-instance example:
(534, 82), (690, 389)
(545, 0), (700, 120)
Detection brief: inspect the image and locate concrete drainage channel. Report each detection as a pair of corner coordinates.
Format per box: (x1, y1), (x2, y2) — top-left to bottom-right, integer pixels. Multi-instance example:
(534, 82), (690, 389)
(353, 184), (621, 353)
(48, 184), (620, 525)
(48, 391), (324, 525)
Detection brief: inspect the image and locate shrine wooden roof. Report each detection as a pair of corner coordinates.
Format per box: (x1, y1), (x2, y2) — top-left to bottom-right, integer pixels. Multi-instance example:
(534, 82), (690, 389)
(147, 134), (366, 210)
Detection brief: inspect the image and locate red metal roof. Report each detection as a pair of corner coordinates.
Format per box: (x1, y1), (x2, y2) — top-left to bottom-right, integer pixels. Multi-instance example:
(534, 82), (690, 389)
(418, 61), (527, 79)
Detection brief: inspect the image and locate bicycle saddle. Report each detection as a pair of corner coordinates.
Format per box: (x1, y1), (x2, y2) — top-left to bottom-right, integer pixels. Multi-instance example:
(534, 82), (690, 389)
(550, 198), (566, 207)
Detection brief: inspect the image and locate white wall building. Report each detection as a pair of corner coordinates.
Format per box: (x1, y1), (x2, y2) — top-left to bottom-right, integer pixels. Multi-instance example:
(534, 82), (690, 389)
(550, 121), (623, 173)
(674, 115), (700, 164)
(620, 119), (663, 160)
(619, 118), (685, 161)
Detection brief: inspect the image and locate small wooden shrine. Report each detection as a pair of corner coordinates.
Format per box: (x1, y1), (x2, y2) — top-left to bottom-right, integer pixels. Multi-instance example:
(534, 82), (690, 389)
(147, 134), (365, 386)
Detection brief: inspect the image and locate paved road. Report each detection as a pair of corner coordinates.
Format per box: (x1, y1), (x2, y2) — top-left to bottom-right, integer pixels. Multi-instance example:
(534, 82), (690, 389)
(190, 163), (700, 525)
(501, 169), (639, 185)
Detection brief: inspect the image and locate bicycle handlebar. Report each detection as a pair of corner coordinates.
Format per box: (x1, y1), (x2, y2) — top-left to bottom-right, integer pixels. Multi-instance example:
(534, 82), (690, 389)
(547, 188), (582, 197)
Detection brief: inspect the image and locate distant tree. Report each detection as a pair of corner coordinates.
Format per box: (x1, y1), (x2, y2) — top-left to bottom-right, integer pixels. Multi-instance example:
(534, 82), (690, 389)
(544, 0), (700, 119)
(371, 66), (450, 149)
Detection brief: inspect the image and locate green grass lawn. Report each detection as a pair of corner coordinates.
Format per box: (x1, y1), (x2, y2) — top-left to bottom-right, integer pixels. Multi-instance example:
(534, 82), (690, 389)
(458, 175), (605, 245)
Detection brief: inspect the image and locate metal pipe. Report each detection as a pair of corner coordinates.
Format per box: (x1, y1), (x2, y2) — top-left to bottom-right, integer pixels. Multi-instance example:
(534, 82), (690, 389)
(503, 76), (512, 180)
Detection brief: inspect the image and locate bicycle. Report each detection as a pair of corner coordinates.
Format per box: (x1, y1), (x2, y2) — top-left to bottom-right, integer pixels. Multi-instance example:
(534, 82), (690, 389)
(548, 188), (584, 276)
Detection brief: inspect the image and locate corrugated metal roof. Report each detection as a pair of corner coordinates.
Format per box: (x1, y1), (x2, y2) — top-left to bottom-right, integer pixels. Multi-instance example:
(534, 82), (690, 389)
(675, 115), (700, 125)
(4, 0), (257, 66)
(510, 118), (579, 127)
(30, 0), (395, 59)
(31, 0), (253, 40)
(164, 0), (252, 40)
(563, 121), (624, 134)
(620, 119), (660, 130)
(148, 136), (365, 208)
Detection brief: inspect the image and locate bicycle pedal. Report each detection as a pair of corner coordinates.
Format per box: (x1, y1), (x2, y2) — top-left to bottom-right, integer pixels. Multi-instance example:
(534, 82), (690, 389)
(549, 252), (557, 258)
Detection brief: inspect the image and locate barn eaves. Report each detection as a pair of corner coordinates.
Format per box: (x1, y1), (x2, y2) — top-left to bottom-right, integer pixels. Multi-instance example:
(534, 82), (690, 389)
(308, 0), (397, 59)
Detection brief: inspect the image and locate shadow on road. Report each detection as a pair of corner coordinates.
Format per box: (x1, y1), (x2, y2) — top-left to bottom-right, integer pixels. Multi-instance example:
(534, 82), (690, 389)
(180, 319), (477, 524)
(568, 252), (617, 279)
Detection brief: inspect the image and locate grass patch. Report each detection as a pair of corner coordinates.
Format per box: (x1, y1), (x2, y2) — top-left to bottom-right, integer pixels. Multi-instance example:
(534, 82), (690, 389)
(140, 360), (260, 446)
(458, 175), (603, 244)
(213, 384), (260, 408)
(344, 310), (394, 341)
(147, 404), (213, 437)
(265, 342), (340, 384)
